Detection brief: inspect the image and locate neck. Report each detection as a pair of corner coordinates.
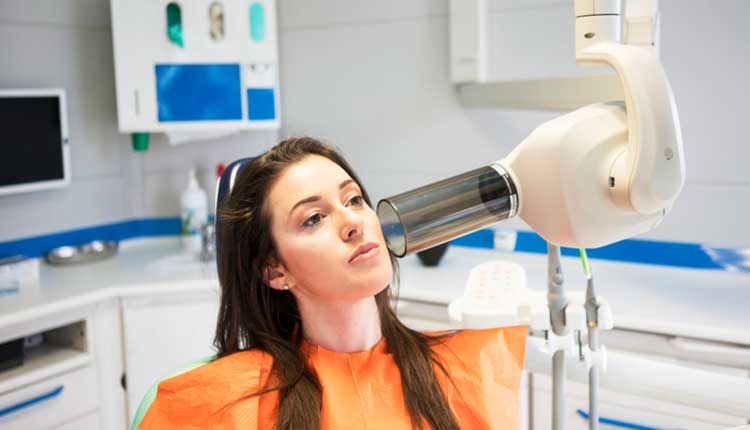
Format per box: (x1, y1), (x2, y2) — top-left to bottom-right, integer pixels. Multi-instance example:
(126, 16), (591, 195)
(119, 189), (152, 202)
(297, 295), (382, 353)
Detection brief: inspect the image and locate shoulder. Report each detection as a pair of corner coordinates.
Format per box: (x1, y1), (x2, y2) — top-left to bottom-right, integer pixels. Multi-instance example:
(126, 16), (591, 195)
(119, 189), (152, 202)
(137, 349), (276, 430)
(428, 326), (528, 430)
(431, 325), (527, 371)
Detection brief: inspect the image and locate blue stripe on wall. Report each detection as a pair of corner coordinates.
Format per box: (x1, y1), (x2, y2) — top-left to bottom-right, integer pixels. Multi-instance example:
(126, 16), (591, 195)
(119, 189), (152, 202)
(0, 218), (743, 272)
(450, 229), (726, 270)
(0, 217), (180, 259)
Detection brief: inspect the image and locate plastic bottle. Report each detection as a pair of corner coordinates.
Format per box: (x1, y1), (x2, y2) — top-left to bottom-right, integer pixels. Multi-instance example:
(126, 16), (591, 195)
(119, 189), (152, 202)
(181, 168), (208, 254)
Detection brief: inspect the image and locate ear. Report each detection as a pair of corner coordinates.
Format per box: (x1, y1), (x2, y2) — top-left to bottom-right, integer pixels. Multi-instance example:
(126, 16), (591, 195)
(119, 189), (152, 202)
(262, 259), (293, 291)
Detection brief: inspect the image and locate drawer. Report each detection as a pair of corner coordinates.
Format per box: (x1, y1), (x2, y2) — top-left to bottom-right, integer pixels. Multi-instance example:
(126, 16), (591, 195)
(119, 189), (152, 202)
(531, 373), (748, 430)
(53, 410), (99, 430)
(601, 329), (750, 372)
(0, 365), (99, 430)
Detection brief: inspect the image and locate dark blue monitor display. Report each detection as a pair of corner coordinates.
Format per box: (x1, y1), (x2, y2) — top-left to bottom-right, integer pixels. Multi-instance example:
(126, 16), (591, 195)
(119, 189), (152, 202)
(0, 96), (65, 187)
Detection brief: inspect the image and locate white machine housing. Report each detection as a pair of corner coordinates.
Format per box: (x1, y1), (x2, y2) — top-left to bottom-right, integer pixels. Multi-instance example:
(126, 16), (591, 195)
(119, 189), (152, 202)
(498, 0), (684, 248)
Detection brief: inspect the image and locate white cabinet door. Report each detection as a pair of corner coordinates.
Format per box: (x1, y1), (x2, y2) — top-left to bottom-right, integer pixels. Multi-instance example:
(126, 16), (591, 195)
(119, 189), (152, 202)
(53, 411), (99, 430)
(121, 290), (220, 424)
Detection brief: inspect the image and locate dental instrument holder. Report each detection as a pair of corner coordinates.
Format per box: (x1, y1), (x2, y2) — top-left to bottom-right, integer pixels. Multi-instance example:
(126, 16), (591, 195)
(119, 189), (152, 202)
(447, 256), (614, 430)
(547, 243), (568, 430)
(545, 244), (612, 430)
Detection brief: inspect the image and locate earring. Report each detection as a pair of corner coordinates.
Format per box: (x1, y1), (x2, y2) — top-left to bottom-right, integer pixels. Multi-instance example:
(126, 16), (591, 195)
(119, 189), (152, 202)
(283, 284), (289, 290)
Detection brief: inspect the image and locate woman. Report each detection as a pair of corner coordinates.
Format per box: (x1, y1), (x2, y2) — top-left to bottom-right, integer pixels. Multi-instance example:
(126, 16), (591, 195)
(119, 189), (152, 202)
(138, 137), (527, 430)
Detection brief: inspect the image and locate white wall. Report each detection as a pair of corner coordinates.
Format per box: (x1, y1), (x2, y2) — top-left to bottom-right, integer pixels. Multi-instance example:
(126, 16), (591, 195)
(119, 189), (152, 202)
(0, 0), (277, 242)
(0, 0), (748, 248)
(278, 0), (750, 247)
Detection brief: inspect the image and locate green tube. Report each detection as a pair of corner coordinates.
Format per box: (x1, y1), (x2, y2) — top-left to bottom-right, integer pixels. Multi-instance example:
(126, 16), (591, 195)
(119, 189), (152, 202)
(579, 248), (591, 279)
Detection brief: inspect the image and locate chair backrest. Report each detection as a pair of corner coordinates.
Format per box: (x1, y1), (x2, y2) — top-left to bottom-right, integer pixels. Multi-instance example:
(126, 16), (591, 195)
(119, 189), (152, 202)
(130, 355), (216, 429)
(130, 157), (254, 430)
(214, 157), (254, 267)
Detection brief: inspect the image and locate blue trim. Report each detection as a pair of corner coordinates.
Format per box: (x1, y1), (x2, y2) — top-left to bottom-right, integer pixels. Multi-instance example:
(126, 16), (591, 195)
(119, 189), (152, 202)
(576, 408), (663, 430)
(451, 229), (495, 249)
(0, 217), (180, 259)
(0, 385), (64, 418)
(0, 218), (743, 272)
(449, 228), (734, 271)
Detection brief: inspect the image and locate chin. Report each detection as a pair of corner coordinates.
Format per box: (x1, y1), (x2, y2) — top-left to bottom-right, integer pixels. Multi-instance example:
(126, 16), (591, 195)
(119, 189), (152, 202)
(373, 261), (395, 293)
(355, 267), (394, 298)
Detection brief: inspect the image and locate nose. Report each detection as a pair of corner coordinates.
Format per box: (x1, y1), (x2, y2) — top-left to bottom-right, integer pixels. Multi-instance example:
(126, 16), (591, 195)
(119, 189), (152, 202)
(340, 207), (364, 241)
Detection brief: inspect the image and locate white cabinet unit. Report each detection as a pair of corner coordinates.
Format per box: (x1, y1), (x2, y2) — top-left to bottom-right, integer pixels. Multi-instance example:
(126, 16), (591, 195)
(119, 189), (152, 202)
(0, 303), (118, 430)
(120, 289), (220, 424)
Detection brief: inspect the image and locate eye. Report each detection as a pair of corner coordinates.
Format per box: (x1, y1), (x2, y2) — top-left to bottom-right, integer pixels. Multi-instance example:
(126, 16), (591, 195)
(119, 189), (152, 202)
(348, 195), (364, 206)
(303, 213), (324, 228)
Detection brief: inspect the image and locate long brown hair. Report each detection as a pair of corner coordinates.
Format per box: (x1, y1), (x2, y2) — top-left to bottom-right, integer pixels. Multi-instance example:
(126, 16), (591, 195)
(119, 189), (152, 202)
(215, 136), (458, 430)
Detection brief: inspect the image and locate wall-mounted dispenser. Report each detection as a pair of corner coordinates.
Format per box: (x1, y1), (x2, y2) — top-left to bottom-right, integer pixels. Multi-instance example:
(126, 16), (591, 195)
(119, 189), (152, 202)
(109, 0), (280, 137)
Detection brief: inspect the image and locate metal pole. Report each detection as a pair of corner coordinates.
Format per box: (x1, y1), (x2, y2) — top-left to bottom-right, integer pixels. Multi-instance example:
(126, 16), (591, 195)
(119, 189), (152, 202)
(585, 276), (600, 430)
(547, 243), (568, 430)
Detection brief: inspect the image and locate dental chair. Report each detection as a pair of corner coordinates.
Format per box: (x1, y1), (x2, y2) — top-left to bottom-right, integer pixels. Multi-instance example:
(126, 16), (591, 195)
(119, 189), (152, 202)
(130, 157), (253, 430)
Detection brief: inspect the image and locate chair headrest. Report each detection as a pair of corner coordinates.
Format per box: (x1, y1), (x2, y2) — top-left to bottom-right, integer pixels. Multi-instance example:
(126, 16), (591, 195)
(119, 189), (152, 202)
(215, 157), (254, 215)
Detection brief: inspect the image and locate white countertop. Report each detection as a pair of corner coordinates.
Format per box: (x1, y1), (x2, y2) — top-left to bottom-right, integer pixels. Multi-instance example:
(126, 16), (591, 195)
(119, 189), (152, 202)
(0, 238), (220, 331)
(1, 237), (748, 346)
(397, 246), (750, 346)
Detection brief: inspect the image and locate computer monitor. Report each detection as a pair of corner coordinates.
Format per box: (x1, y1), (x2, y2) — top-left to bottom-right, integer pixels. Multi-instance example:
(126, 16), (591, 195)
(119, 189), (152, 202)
(0, 88), (70, 196)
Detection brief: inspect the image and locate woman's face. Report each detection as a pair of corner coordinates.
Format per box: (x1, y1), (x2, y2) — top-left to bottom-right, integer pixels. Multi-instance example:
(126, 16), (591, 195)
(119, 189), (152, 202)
(264, 155), (393, 302)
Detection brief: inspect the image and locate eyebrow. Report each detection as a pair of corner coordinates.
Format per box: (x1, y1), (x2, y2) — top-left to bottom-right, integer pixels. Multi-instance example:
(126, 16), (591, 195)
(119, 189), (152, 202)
(288, 179), (356, 217)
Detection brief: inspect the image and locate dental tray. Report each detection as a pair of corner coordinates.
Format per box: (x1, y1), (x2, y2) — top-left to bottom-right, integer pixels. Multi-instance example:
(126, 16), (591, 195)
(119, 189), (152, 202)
(45, 240), (119, 266)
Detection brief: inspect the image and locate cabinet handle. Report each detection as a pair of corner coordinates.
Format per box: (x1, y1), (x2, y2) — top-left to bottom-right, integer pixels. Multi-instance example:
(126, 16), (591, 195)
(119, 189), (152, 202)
(576, 408), (683, 430)
(0, 385), (64, 418)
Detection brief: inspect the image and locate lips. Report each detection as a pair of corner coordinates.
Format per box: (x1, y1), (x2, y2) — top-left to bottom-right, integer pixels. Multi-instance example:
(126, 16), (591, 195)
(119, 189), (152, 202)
(349, 242), (379, 263)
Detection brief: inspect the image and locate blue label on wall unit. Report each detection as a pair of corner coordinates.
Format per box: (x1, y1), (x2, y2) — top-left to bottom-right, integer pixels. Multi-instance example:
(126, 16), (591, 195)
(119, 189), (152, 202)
(247, 88), (276, 120)
(155, 64), (242, 122)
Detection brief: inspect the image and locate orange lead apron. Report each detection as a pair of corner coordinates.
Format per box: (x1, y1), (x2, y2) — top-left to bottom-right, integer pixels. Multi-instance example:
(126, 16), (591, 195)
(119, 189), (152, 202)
(138, 326), (527, 430)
